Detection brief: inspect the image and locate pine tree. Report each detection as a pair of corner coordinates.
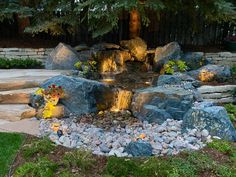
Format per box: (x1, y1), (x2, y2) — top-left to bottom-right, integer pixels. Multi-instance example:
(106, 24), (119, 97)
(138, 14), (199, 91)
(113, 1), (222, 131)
(1, 0), (235, 38)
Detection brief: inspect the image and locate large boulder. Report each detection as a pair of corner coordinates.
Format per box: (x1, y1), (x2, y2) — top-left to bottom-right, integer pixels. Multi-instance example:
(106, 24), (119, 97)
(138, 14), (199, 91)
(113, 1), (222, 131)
(181, 52), (207, 70)
(125, 140), (153, 157)
(182, 102), (236, 141)
(36, 75), (114, 115)
(154, 42), (182, 71)
(131, 86), (195, 123)
(96, 50), (131, 74)
(120, 37), (147, 62)
(46, 43), (80, 70)
(156, 73), (200, 88)
(188, 64), (231, 82)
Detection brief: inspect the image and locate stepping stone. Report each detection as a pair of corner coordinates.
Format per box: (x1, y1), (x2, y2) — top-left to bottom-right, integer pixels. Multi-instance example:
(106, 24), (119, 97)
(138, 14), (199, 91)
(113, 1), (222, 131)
(0, 119), (40, 136)
(0, 104), (36, 121)
(0, 88), (38, 104)
(0, 69), (69, 91)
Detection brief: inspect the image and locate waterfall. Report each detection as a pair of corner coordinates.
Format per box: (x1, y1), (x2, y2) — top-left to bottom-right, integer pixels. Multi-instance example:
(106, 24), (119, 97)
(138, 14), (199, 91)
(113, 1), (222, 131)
(111, 89), (133, 112)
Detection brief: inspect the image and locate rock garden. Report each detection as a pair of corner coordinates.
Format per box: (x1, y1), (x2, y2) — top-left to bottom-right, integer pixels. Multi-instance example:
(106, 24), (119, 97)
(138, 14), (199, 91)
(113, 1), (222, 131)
(20, 38), (236, 157)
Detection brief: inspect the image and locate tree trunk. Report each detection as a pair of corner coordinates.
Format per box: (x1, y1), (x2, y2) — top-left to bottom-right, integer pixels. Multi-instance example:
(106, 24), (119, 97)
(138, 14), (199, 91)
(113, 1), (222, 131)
(16, 15), (30, 35)
(129, 9), (141, 39)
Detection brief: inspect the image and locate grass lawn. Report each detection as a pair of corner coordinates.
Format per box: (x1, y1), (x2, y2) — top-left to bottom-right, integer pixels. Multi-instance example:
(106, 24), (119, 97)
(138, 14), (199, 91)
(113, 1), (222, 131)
(0, 132), (236, 177)
(0, 132), (25, 177)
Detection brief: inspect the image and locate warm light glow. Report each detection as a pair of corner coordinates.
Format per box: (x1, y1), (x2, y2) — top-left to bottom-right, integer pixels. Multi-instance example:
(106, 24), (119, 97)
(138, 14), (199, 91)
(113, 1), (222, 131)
(111, 89), (133, 112)
(198, 69), (215, 82)
(100, 57), (117, 73)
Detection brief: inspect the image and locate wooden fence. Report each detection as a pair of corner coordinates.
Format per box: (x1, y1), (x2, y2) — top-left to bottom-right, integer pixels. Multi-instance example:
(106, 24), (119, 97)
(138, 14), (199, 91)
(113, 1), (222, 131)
(0, 12), (235, 48)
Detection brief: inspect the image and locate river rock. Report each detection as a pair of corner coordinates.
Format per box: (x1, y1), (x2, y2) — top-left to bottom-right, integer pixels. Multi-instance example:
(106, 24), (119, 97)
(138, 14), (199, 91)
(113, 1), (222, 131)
(125, 140), (153, 157)
(46, 43), (80, 69)
(35, 75), (114, 115)
(131, 86), (195, 123)
(188, 64), (231, 82)
(182, 102), (236, 141)
(182, 52), (207, 70)
(120, 37), (147, 62)
(154, 42), (182, 71)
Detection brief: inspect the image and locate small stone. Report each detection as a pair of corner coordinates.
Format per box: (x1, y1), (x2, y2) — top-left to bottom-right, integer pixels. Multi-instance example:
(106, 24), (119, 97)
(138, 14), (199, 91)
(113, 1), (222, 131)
(100, 144), (110, 153)
(201, 129), (209, 137)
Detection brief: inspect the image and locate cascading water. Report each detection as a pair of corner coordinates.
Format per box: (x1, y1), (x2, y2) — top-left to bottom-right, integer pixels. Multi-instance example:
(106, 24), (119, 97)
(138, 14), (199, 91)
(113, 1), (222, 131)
(111, 89), (133, 112)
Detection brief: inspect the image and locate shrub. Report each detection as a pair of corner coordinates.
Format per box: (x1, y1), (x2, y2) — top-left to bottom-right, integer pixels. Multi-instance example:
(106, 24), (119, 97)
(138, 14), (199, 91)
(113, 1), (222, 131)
(161, 60), (188, 75)
(14, 157), (58, 177)
(22, 138), (55, 158)
(231, 65), (236, 76)
(224, 104), (236, 122)
(63, 150), (95, 173)
(0, 58), (43, 69)
(207, 139), (235, 156)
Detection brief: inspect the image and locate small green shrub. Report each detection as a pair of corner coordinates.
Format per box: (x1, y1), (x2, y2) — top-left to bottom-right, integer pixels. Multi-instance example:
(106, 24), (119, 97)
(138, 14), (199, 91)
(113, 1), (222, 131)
(231, 64), (236, 76)
(14, 157), (58, 177)
(0, 58), (43, 69)
(224, 104), (236, 122)
(63, 150), (95, 173)
(161, 60), (188, 75)
(22, 138), (55, 158)
(58, 171), (82, 177)
(207, 140), (235, 155)
(215, 165), (236, 177)
(104, 157), (139, 177)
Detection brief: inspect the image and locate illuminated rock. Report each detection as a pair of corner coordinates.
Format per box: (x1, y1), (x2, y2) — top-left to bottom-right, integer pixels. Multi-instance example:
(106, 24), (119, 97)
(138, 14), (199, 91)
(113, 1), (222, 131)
(188, 64), (231, 82)
(120, 37), (147, 62)
(153, 42), (182, 71)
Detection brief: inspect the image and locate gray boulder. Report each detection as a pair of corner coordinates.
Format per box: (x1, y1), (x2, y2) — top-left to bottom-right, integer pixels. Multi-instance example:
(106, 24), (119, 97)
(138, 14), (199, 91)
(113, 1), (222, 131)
(38, 75), (113, 115)
(154, 42), (182, 71)
(182, 102), (236, 141)
(46, 43), (80, 70)
(188, 64), (231, 82)
(92, 43), (120, 50)
(125, 140), (153, 157)
(156, 73), (200, 88)
(131, 86), (195, 123)
(182, 52), (207, 70)
(120, 37), (147, 62)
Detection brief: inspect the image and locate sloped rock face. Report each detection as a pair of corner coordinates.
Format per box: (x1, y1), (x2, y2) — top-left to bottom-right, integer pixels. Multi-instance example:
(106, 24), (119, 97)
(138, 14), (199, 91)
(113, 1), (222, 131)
(182, 102), (236, 141)
(120, 37), (147, 62)
(39, 75), (114, 116)
(131, 86), (195, 124)
(46, 43), (80, 70)
(154, 42), (182, 71)
(188, 64), (231, 82)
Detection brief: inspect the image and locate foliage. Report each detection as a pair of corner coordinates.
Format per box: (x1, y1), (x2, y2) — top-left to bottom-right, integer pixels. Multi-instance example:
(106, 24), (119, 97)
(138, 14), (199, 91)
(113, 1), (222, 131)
(0, 58), (43, 69)
(224, 104), (236, 123)
(161, 60), (188, 74)
(0, 132), (25, 177)
(207, 139), (236, 156)
(231, 64), (236, 75)
(14, 157), (58, 177)
(35, 84), (64, 119)
(63, 150), (95, 173)
(0, 0), (236, 37)
(74, 60), (98, 79)
(22, 138), (55, 159)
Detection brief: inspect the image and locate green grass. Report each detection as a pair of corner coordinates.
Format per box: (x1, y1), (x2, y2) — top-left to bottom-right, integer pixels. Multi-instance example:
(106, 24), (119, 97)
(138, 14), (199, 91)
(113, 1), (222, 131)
(0, 133), (235, 177)
(0, 132), (25, 177)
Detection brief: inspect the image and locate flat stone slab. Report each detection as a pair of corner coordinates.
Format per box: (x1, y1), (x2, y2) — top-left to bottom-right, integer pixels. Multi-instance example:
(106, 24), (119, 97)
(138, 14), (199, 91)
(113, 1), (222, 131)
(0, 119), (39, 136)
(0, 88), (38, 104)
(0, 69), (69, 91)
(0, 104), (36, 121)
